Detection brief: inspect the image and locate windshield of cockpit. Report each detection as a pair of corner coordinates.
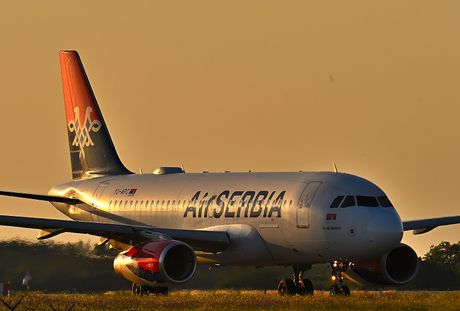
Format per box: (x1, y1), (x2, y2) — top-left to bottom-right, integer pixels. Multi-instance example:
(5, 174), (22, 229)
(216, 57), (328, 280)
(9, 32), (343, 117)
(329, 195), (393, 208)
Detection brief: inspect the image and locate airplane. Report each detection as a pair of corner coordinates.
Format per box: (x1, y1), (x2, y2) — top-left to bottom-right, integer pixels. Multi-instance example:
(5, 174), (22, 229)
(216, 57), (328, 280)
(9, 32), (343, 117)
(0, 50), (459, 296)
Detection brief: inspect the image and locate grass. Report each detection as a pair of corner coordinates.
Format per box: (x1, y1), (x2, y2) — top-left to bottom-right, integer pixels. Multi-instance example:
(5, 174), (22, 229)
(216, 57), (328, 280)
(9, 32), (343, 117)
(1, 290), (460, 310)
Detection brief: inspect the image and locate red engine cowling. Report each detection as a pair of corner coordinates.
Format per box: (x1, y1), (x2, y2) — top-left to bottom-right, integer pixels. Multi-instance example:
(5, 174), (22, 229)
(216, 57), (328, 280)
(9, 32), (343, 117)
(352, 244), (419, 285)
(113, 240), (196, 286)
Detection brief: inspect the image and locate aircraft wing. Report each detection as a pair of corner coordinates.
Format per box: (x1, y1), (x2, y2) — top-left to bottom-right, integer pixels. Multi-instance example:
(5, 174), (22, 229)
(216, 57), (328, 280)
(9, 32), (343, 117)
(0, 190), (81, 204)
(0, 215), (230, 253)
(403, 216), (460, 235)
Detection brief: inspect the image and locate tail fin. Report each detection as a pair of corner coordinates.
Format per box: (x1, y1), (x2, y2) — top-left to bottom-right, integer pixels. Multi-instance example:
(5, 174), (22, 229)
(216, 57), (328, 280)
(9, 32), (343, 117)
(59, 50), (131, 180)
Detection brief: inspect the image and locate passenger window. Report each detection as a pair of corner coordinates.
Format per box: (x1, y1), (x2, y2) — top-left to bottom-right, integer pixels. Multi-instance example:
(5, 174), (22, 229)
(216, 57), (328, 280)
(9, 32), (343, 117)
(124, 200), (128, 208)
(340, 196), (355, 208)
(377, 196), (393, 208)
(289, 200), (293, 207)
(357, 196), (379, 207)
(330, 196), (344, 208)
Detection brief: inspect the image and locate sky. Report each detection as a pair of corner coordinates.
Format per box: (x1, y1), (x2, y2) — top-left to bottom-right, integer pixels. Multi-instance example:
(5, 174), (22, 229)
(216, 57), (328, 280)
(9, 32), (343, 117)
(0, 1), (459, 256)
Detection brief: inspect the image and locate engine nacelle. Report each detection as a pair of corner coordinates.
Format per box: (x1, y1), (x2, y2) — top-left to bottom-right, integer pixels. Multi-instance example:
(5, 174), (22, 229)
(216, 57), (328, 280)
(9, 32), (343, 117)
(352, 244), (419, 285)
(113, 240), (196, 286)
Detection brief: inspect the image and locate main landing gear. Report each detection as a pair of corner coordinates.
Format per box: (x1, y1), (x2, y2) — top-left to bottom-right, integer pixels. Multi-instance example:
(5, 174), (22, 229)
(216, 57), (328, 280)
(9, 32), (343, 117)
(328, 261), (351, 296)
(277, 265), (314, 296)
(132, 283), (169, 296)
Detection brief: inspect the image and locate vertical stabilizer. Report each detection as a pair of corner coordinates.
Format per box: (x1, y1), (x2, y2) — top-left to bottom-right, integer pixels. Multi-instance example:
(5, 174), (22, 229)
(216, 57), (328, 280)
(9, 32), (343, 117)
(59, 50), (131, 179)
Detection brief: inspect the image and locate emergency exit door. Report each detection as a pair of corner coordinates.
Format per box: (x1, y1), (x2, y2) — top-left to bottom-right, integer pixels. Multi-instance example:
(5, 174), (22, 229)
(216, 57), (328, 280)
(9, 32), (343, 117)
(92, 181), (110, 221)
(297, 182), (322, 228)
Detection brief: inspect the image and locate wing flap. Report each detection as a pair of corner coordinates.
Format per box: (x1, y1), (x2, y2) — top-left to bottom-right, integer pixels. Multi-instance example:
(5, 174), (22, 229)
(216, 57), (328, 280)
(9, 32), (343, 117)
(0, 215), (229, 253)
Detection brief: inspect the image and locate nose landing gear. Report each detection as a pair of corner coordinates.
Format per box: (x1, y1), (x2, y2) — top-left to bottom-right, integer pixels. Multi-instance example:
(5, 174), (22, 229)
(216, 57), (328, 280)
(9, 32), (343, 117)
(277, 265), (314, 296)
(328, 261), (351, 296)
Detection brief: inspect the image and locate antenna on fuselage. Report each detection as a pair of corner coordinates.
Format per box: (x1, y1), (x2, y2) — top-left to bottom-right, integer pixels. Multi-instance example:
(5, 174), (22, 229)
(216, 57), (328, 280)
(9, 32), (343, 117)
(333, 162), (339, 173)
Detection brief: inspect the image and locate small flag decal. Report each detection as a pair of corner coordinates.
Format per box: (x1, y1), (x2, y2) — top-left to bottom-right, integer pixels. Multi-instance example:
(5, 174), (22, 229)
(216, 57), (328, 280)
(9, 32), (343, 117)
(326, 213), (337, 221)
(128, 189), (137, 196)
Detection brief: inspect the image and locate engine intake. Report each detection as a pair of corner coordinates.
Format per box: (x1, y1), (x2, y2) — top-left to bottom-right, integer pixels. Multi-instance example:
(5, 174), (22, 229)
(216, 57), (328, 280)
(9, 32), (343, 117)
(114, 240), (196, 286)
(352, 243), (419, 285)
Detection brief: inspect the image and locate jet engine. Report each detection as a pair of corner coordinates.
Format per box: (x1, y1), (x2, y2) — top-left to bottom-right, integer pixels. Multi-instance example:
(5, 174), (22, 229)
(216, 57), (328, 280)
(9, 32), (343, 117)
(113, 240), (196, 286)
(352, 244), (419, 285)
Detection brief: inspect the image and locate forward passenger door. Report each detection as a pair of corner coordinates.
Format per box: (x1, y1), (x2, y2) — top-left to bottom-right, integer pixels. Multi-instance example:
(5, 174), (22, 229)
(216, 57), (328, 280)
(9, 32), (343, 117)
(296, 182), (322, 228)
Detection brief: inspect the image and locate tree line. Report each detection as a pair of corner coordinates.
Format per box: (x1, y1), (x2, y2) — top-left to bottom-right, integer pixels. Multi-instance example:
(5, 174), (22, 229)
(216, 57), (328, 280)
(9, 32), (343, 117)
(0, 240), (459, 292)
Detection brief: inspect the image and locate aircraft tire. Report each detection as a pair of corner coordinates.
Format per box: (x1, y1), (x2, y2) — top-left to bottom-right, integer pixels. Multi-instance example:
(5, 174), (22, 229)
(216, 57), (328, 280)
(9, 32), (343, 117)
(278, 278), (296, 296)
(298, 278), (314, 296)
(329, 285), (339, 296)
(341, 285), (350, 296)
(152, 286), (169, 296)
(132, 283), (143, 296)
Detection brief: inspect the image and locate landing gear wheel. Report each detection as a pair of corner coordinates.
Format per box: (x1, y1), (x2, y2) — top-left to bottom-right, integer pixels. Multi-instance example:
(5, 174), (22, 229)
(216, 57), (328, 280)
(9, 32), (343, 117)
(329, 284), (351, 296)
(278, 278), (296, 296)
(151, 286), (169, 296)
(342, 285), (350, 296)
(132, 284), (169, 296)
(132, 283), (143, 296)
(329, 285), (339, 296)
(277, 265), (314, 296)
(298, 278), (314, 296)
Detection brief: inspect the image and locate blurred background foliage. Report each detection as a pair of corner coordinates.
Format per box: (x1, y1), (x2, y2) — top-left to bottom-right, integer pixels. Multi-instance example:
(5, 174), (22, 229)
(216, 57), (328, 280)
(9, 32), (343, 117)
(0, 240), (459, 292)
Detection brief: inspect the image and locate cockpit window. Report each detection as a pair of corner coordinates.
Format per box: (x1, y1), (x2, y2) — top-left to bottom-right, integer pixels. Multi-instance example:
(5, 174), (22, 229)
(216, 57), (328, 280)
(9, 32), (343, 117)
(356, 196), (379, 207)
(377, 196), (393, 207)
(340, 196), (356, 208)
(330, 196), (344, 208)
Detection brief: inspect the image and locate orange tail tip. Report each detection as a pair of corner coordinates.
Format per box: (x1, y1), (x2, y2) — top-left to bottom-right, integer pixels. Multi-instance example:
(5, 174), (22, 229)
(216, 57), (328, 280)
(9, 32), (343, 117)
(59, 50), (131, 179)
(59, 50), (102, 126)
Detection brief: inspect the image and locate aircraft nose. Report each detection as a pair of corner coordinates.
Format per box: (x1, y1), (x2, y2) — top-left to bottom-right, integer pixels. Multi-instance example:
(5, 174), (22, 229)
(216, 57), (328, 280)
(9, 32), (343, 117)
(367, 212), (403, 251)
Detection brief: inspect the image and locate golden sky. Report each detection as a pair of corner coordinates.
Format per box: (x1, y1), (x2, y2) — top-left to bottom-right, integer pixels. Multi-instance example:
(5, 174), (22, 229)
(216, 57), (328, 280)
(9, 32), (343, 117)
(0, 1), (459, 256)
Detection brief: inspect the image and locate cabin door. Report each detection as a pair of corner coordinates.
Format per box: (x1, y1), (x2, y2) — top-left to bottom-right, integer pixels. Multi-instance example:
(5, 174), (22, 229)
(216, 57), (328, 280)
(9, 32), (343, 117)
(296, 182), (322, 228)
(92, 181), (110, 221)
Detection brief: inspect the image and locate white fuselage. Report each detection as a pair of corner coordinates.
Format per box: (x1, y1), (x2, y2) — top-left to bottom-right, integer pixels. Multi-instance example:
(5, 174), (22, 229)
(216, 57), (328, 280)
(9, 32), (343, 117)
(49, 171), (403, 266)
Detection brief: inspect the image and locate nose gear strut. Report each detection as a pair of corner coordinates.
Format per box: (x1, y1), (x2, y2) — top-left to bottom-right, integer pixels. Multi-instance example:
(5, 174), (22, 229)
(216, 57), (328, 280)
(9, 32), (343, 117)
(329, 261), (351, 296)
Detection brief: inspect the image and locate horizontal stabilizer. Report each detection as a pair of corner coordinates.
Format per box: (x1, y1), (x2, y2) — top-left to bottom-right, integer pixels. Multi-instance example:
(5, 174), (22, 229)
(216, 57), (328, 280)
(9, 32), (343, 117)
(403, 216), (460, 235)
(0, 191), (80, 205)
(0, 215), (230, 253)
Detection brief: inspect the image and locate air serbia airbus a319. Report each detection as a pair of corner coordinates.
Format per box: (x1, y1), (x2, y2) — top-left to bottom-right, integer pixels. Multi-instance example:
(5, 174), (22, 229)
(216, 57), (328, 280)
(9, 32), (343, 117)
(0, 51), (459, 296)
